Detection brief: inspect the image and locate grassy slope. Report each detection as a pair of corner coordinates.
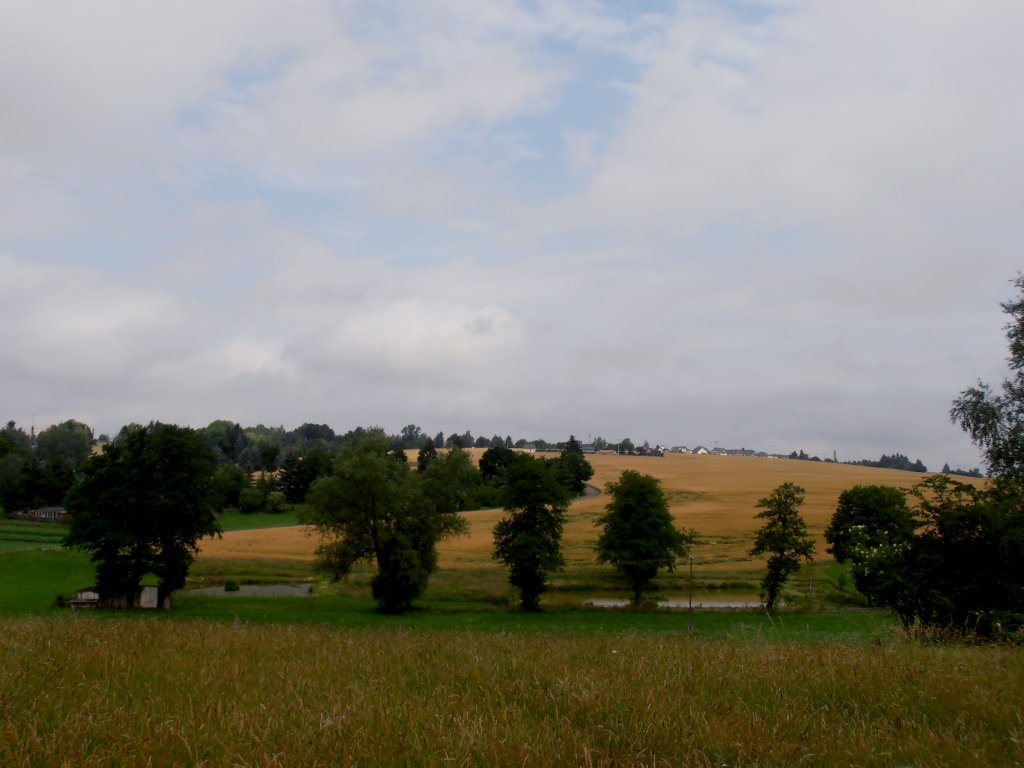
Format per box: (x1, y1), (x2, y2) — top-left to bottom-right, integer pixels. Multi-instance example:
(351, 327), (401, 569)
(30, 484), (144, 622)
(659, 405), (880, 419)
(0, 518), (69, 553)
(0, 549), (94, 614)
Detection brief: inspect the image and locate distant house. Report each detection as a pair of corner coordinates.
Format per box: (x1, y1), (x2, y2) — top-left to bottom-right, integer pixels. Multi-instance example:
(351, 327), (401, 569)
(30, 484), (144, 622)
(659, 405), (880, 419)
(693, 446), (710, 455)
(67, 585), (160, 610)
(9, 507), (71, 523)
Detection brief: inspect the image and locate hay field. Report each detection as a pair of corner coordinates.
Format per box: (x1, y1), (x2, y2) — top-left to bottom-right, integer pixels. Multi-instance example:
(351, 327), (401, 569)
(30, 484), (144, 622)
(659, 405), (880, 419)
(3, 617), (1021, 767)
(199, 453), (966, 579)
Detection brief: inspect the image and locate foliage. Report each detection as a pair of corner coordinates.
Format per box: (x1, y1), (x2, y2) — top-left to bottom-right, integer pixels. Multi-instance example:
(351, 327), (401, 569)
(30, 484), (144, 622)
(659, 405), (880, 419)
(492, 454), (569, 611)
(892, 274), (1024, 634)
(416, 438), (438, 473)
(940, 463), (984, 478)
(202, 420), (250, 466)
(34, 419), (94, 505)
(63, 423), (220, 607)
(854, 476), (1024, 634)
(279, 442), (333, 503)
(0, 421), (34, 511)
(478, 445), (516, 484)
(303, 429), (467, 613)
(595, 470), (693, 603)
(849, 453), (927, 473)
(293, 422), (337, 445)
(394, 423), (426, 450)
(824, 485), (916, 606)
(550, 435), (594, 496)
(749, 483), (815, 610)
(951, 273), (1024, 480)
(211, 462), (251, 511)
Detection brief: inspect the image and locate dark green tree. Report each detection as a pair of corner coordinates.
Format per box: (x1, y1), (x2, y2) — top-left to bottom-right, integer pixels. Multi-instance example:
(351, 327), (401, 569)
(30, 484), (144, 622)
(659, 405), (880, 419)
(0, 421), (34, 512)
(553, 435), (594, 497)
(492, 454), (569, 611)
(304, 429), (467, 613)
(202, 420), (249, 465)
(478, 445), (516, 484)
(279, 442), (333, 503)
(258, 442), (280, 472)
(398, 424), (425, 449)
(749, 482), (815, 610)
(294, 422), (337, 445)
(825, 485), (915, 563)
(64, 423), (220, 607)
(824, 485), (916, 605)
(34, 419), (94, 505)
(859, 476), (1024, 633)
(211, 462), (251, 511)
(416, 438), (438, 473)
(595, 470), (694, 603)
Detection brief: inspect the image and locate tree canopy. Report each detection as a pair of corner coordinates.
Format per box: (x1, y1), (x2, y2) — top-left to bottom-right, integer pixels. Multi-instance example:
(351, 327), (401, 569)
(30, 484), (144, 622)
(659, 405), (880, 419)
(595, 470), (693, 604)
(304, 429), (468, 613)
(552, 435), (594, 497)
(749, 483), (815, 610)
(824, 485), (916, 606)
(63, 423), (220, 607)
(492, 454), (569, 611)
(852, 476), (1024, 633)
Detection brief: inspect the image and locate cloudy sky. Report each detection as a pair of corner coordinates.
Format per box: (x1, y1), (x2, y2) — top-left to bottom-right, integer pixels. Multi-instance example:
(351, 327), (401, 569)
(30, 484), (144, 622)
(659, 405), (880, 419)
(2, 1), (1022, 470)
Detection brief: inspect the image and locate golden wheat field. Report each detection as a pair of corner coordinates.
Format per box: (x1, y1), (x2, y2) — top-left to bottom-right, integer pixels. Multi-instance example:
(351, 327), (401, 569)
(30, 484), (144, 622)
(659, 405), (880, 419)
(199, 452), (973, 579)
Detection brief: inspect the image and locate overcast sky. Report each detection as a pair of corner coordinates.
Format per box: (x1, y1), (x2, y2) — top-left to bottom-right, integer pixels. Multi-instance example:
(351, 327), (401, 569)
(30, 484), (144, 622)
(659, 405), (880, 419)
(3, 1), (1022, 470)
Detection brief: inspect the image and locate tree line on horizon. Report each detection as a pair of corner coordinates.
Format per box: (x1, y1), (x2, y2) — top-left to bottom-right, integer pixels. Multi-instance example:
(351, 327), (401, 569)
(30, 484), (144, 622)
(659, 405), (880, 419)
(1, 414), (981, 520)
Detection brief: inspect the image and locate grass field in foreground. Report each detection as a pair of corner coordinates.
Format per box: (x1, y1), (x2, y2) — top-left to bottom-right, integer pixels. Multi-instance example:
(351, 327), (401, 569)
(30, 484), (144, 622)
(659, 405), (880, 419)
(1, 617), (1020, 768)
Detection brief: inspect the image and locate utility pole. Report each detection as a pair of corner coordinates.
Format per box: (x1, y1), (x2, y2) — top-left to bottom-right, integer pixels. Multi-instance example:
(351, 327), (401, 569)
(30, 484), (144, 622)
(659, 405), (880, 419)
(688, 556), (694, 635)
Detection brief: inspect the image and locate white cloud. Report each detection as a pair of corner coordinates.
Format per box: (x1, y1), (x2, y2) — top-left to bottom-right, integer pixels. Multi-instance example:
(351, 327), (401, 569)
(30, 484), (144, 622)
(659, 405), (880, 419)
(2, 1), (1016, 472)
(571, 2), (1024, 239)
(0, 254), (186, 381)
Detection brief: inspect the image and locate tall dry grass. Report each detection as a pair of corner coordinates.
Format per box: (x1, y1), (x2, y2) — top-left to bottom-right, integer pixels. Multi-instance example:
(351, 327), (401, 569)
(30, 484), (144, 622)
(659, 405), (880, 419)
(1, 616), (1020, 767)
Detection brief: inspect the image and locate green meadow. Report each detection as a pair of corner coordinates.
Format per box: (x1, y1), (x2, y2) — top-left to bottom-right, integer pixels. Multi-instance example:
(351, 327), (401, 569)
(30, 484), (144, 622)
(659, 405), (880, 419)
(1, 456), (1021, 767)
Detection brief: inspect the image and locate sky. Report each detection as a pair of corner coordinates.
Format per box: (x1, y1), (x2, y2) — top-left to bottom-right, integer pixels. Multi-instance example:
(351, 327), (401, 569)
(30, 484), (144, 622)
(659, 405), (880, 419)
(2, 1), (1022, 472)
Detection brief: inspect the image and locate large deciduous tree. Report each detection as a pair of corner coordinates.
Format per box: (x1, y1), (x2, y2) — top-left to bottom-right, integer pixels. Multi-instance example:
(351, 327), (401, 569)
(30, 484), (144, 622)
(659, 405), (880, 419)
(63, 423), (219, 607)
(304, 429), (468, 613)
(749, 483), (815, 610)
(595, 470), (693, 604)
(492, 454), (569, 611)
(824, 484), (916, 605)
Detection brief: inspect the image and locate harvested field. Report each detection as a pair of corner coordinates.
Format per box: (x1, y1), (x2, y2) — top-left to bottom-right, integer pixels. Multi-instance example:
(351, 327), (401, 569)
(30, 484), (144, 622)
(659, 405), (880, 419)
(199, 453), (971, 577)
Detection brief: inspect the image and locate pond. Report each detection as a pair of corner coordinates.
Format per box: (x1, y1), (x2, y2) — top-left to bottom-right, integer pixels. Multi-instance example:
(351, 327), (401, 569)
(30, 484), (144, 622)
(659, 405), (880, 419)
(584, 598), (761, 610)
(188, 583), (315, 597)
